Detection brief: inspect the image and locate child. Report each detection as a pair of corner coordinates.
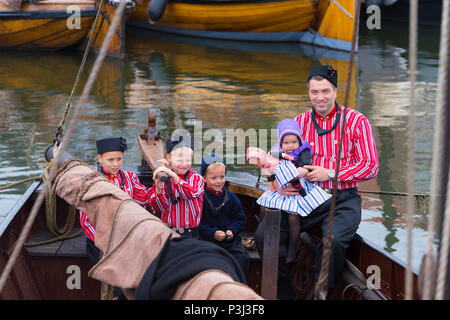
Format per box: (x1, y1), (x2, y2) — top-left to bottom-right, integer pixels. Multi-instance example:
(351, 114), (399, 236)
(149, 135), (204, 239)
(248, 119), (331, 264)
(80, 136), (153, 264)
(198, 154), (250, 275)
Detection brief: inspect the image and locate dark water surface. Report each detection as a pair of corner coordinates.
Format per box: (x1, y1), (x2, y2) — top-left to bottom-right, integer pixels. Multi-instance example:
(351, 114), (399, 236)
(0, 21), (441, 270)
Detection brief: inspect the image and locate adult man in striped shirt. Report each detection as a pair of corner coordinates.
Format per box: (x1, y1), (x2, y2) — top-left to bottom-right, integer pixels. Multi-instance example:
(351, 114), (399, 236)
(255, 64), (378, 299)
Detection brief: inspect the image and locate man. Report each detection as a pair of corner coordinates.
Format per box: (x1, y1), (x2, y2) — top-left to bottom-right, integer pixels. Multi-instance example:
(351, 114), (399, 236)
(255, 64), (379, 299)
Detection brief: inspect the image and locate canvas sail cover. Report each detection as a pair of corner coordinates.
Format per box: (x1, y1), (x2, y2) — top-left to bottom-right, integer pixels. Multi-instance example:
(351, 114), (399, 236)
(53, 161), (262, 300)
(0, 0), (22, 10)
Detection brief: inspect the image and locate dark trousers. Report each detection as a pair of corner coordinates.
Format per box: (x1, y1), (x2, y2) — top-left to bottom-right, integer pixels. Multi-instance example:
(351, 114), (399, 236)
(216, 236), (250, 276)
(254, 188), (361, 298)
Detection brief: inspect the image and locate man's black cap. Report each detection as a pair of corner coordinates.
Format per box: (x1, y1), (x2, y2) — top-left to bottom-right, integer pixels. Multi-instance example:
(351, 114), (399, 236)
(307, 64), (338, 88)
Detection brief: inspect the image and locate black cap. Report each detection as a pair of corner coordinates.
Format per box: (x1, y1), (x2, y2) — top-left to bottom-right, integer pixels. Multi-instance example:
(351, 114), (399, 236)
(96, 136), (127, 154)
(201, 154), (226, 176)
(166, 135), (194, 154)
(307, 64), (338, 88)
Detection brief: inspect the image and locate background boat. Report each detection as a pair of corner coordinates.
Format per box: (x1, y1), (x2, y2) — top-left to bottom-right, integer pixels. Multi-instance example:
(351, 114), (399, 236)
(128, 0), (357, 52)
(0, 0), (134, 57)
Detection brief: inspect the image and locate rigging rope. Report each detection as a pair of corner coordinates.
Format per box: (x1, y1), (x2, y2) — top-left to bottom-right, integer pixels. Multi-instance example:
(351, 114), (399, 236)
(56, 0), (105, 140)
(24, 0), (106, 247)
(434, 0), (450, 300)
(404, 0), (418, 301)
(422, 0), (449, 301)
(0, 0), (129, 294)
(314, 0), (361, 300)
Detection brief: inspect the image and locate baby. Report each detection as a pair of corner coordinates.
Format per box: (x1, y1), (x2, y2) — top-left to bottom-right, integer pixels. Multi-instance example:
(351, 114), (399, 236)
(248, 119), (331, 263)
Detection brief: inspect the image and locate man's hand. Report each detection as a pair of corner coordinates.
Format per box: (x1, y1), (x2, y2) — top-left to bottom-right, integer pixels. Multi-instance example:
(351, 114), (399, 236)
(303, 165), (332, 182)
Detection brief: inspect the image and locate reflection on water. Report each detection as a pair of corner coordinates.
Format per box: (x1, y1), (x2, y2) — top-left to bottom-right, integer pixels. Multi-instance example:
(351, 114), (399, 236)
(0, 21), (441, 270)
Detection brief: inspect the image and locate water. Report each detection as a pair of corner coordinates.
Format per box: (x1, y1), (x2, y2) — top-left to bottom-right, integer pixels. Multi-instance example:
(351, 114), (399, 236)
(0, 21), (442, 271)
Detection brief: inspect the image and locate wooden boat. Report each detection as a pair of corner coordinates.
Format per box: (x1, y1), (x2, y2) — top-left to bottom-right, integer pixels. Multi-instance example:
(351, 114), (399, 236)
(0, 111), (421, 300)
(128, 0), (357, 52)
(0, 0), (134, 57)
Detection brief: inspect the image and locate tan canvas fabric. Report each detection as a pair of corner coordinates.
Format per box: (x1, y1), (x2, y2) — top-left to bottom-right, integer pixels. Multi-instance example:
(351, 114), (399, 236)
(54, 162), (263, 300)
(173, 269), (262, 300)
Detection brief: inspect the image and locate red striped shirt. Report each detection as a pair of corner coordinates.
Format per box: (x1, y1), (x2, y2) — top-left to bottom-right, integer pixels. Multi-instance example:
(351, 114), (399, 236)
(294, 104), (379, 190)
(148, 170), (204, 229)
(79, 169), (152, 241)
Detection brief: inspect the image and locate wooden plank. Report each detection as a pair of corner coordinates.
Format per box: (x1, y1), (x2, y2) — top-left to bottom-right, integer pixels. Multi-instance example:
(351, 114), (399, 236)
(0, 250), (21, 299)
(57, 232), (87, 257)
(8, 249), (42, 299)
(137, 111), (165, 171)
(227, 182), (264, 200)
(25, 230), (63, 257)
(260, 208), (280, 300)
(89, 2), (126, 58)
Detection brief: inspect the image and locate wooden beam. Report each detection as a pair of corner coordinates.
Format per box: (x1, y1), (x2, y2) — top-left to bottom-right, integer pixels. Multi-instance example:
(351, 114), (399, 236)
(261, 208), (280, 300)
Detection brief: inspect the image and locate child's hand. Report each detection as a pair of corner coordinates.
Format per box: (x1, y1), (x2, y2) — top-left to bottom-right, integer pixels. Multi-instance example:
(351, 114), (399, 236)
(156, 159), (169, 168)
(225, 230), (234, 241)
(214, 230), (226, 242)
(153, 166), (180, 184)
(154, 176), (164, 194)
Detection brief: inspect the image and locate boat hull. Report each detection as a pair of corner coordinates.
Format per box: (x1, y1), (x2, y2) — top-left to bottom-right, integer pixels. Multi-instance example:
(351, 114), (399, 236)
(128, 0), (357, 52)
(0, 2), (97, 50)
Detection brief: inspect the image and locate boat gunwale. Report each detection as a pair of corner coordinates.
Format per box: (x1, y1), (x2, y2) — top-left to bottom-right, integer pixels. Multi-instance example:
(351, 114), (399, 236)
(0, 180), (41, 238)
(0, 8), (98, 19)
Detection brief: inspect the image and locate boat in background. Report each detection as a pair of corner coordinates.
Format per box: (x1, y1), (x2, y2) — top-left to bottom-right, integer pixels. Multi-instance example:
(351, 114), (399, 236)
(128, 0), (358, 52)
(0, 0), (135, 58)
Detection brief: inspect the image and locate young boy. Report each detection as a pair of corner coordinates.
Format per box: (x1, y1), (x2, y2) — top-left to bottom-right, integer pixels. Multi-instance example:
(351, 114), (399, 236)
(149, 135), (204, 239)
(80, 136), (152, 264)
(198, 154), (250, 275)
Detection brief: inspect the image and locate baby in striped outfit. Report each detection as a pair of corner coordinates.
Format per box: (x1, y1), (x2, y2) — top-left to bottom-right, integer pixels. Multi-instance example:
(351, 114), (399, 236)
(248, 119), (331, 264)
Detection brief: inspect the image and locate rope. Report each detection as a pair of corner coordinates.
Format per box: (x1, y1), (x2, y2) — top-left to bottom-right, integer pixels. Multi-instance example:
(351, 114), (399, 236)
(404, 0), (418, 300)
(313, 0), (361, 300)
(422, 0), (450, 301)
(0, 0), (129, 294)
(436, 165), (450, 299)
(0, 176), (41, 191)
(23, 159), (86, 247)
(434, 0), (450, 300)
(56, 0), (105, 139)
